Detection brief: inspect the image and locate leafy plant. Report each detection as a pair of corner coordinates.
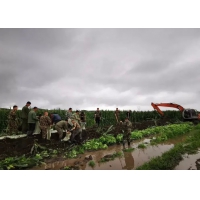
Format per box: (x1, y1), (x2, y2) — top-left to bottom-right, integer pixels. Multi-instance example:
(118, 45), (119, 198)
(123, 147), (135, 152)
(116, 134), (123, 143)
(99, 151), (123, 163)
(88, 160), (95, 167)
(138, 144), (146, 149)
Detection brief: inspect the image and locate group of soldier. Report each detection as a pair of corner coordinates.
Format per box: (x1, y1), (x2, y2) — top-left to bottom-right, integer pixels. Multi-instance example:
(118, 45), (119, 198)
(7, 102), (87, 144)
(7, 102), (133, 146)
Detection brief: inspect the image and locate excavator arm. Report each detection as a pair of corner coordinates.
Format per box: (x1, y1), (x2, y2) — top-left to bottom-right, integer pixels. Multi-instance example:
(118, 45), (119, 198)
(151, 102), (185, 116)
(151, 102), (200, 123)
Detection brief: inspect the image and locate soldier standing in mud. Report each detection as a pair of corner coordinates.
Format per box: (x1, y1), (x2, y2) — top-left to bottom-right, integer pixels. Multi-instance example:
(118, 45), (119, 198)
(39, 111), (52, 140)
(21, 101), (31, 134)
(70, 118), (83, 143)
(115, 108), (121, 124)
(94, 108), (101, 127)
(120, 117), (132, 148)
(8, 105), (19, 135)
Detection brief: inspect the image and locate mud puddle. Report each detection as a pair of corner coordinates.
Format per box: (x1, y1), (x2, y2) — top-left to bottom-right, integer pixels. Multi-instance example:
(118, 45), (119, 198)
(174, 151), (200, 170)
(32, 135), (188, 170)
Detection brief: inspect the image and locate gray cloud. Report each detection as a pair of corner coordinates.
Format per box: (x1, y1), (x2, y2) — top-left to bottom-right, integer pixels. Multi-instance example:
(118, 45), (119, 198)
(1, 28), (200, 111)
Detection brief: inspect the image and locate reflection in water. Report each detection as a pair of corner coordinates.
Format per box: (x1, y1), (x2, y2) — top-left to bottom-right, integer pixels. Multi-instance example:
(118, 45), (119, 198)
(122, 152), (134, 170)
(174, 152), (200, 170)
(31, 134), (189, 170)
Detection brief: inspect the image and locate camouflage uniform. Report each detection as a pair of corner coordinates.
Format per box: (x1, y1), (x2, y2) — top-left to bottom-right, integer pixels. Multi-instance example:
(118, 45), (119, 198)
(65, 111), (73, 126)
(122, 120), (132, 146)
(39, 115), (52, 139)
(8, 110), (18, 135)
(115, 110), (121, 123)
(70, 121), (82, 142)
(55, 120), (69, 139)
(73, 113), (81, 125)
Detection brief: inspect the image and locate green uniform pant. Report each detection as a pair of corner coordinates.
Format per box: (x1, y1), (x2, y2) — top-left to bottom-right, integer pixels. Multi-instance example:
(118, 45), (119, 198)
(55, 125), (64, 139)
(22, 118), (28, 133)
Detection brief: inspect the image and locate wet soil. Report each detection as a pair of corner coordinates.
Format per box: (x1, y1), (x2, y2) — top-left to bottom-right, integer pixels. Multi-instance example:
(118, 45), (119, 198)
(32, 134), (188, 170)
(0, 119), (172, 161)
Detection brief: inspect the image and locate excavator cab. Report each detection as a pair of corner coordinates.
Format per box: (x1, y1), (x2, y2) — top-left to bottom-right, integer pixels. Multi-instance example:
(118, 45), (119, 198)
(182, 109), (199, 120)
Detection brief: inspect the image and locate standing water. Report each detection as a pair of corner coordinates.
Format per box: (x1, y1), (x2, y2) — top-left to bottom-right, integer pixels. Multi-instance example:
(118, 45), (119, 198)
(32, 135), (188, 170)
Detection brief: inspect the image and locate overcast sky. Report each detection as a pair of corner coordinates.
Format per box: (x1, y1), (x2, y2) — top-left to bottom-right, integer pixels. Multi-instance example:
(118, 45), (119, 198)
(0, 28), (200, 111)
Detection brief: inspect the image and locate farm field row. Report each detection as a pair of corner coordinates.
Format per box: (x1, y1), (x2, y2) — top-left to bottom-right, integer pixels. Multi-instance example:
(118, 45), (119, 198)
(0, 108), (183, 133)
(0, 122), (196, 170)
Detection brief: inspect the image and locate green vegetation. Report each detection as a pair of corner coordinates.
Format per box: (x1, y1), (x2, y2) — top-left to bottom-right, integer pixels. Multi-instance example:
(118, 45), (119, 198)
(150, 123), (193, 144)
(99, 151), (123, 163)
(0, 108), (183, 134)
(0, 123), (195, 169)
(130, 123), (192, 140)
(88, 160), (95, 167)
(123, 147), (135, 152)
(136, 128), (200, 170)
(138, 144), (147, 149)
(116, 134), (123, 143)
(63, 166), (80, 170)
(0, 154), (44, 170)
(63, 166), (72, 170)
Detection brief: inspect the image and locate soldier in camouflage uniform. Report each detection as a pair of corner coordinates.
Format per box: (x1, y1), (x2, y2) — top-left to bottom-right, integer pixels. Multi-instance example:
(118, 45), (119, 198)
(39, 111), (52, 139)
(8, 105), (18, 135)
(55, 120), (71, 140)
(65, 108), (73, 125)
(70, 118), (82, 143)
(120, 117), (132, 147)
(114, 108), (121, 124)
(73, 110), (81, 125)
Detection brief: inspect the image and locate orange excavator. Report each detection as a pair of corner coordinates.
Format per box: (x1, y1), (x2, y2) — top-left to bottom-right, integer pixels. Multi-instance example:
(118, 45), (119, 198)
(151, 102), (200, 123)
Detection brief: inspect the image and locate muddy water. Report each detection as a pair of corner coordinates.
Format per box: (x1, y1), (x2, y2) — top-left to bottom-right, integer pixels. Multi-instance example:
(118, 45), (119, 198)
(174, 151), (200, 170)
(32, 135), (189, 170)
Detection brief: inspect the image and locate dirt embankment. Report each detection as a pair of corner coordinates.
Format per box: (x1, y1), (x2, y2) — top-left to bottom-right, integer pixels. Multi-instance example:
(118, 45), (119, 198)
(0, 119), (170, 160)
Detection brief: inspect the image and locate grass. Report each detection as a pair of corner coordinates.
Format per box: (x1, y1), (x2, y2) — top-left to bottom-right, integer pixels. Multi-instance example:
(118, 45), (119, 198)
(138, 144), (147, 149)
(88, 160), (95, 167)
(136, 128), (200, 170)
(123, 147), (135, 152)
(99, 151), (123, 163)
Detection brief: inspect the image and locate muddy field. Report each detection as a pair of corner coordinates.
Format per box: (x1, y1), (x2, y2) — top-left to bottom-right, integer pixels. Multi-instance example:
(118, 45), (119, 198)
(0, 119), (172, 160)
(32, 134), (189, 170)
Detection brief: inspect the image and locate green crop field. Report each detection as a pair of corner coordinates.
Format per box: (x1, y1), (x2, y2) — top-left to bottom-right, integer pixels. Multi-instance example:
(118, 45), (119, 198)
(0, 108), (183, 134)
